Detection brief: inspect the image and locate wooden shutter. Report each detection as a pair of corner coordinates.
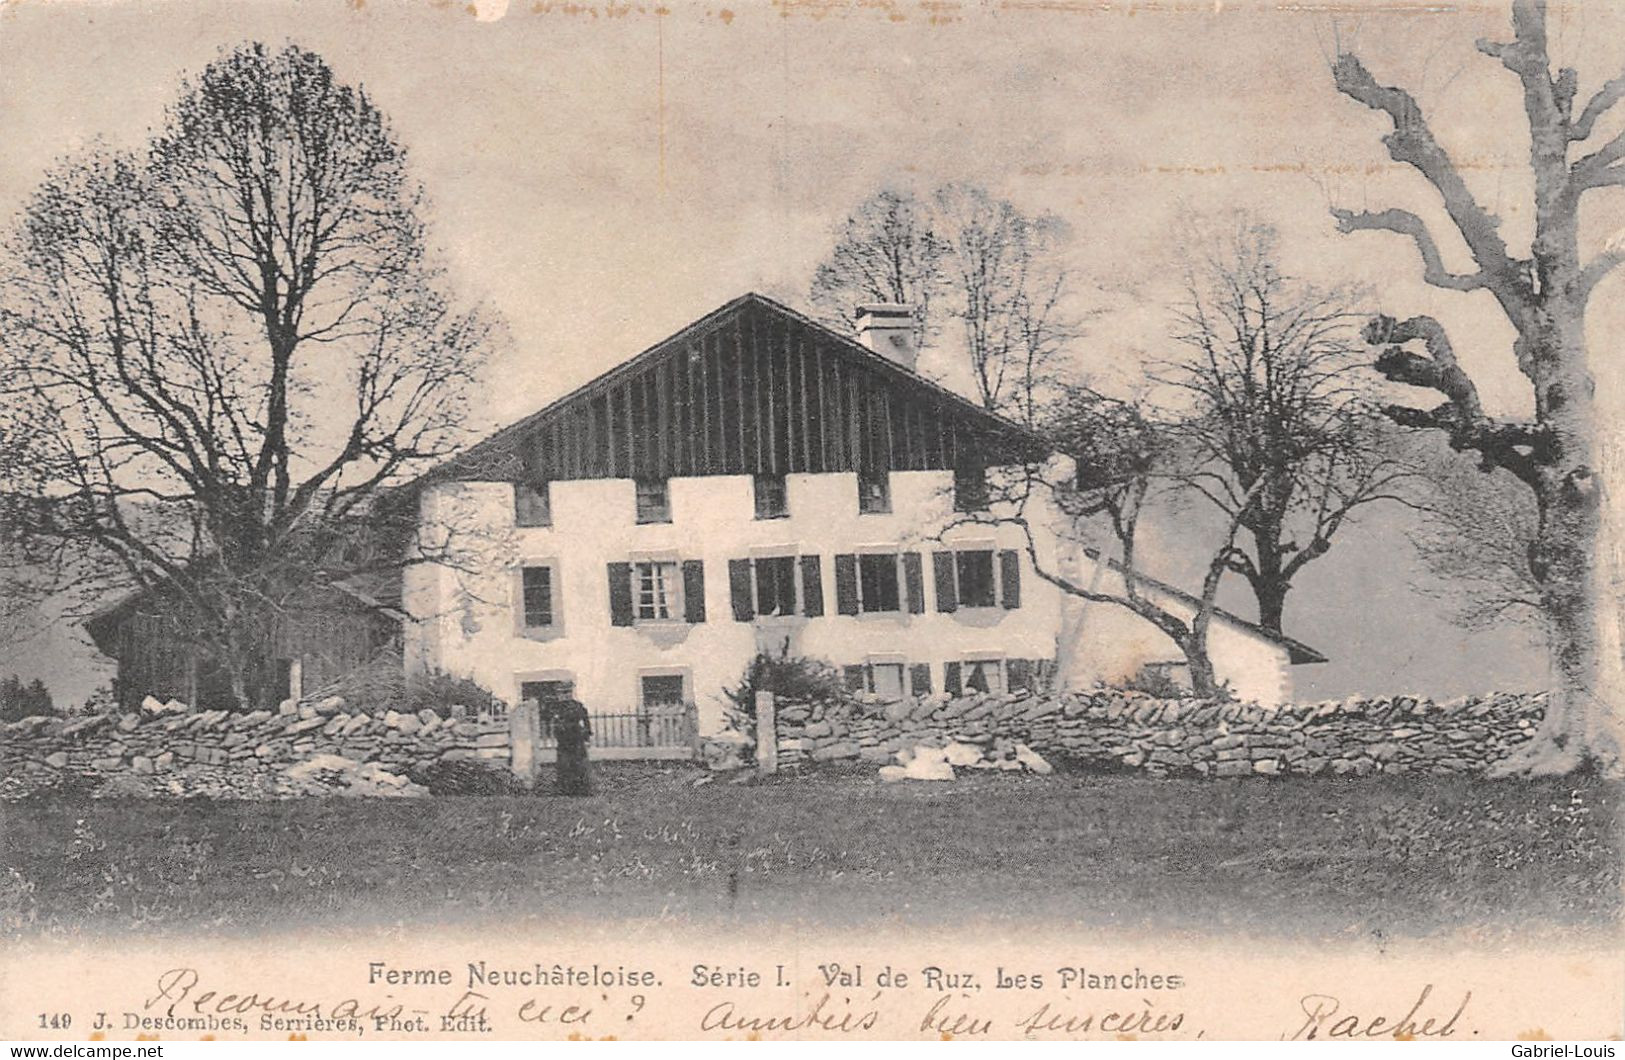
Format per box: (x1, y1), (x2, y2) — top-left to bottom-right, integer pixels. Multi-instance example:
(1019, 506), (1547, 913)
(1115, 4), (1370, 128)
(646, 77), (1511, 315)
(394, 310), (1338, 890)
(800, 554), (824, 617)
(1000, 549), (1022, 609)
(1007, 658), (1034, 692)
(682, 560), (707, 623)
(944, 661), (963, 697)
(1035, 658), (1056, 691)
(834, 553), (860, 615)
(933, 551), (958, 613)
(842, 664), (866, 692)
(909, 662), (933, 697)
(728, 559), (754, 622)
(902, 552), (925, 614)
(607, 562), (633, 626)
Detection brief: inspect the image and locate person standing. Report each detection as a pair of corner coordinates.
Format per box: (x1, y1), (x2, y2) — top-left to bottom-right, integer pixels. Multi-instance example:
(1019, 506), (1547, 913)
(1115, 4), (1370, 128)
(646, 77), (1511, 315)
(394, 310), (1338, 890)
(553, 696), (593, 796)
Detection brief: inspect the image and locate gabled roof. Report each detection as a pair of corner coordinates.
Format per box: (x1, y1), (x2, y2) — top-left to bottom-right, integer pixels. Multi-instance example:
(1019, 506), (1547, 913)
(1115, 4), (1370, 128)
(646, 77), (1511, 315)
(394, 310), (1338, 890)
(413, 291), (1048, 488)
(1083, 548), (1328, 665)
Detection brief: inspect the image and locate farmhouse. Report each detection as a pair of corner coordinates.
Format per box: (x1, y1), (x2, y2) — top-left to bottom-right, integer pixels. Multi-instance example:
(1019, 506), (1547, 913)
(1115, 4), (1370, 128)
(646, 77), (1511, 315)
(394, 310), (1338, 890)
(398, 293), (1324, 751)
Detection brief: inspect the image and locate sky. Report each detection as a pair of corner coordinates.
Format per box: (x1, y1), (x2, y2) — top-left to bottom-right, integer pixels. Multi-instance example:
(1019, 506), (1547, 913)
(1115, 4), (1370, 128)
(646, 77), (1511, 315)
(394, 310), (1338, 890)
(3, 0), (1623, 705)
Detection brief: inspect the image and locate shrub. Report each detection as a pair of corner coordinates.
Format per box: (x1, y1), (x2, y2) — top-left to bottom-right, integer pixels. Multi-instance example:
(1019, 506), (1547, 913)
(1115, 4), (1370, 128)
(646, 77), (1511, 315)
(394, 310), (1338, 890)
(0, 676), (56, 722)
(306, 656), (500, 718)
(722, 649), (848, 747)
(1120, 664), (1186, 699)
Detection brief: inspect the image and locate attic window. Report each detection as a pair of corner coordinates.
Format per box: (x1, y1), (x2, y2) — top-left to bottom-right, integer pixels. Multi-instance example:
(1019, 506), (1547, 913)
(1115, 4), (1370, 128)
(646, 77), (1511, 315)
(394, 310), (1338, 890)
(515, 482), (552, 527)
(953, 466), (989, 512)
(753, 474), (789, 520)
(858, 469), (891, 514)
(635, 479), (671, 524)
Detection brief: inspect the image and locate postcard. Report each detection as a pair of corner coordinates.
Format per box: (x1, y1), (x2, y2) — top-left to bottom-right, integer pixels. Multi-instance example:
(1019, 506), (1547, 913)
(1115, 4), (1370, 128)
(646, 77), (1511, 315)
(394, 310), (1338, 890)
(0, 0), (1620, 1042)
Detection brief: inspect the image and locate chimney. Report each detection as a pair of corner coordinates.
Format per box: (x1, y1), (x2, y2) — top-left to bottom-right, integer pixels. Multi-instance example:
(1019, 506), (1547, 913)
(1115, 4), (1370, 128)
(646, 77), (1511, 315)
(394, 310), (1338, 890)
(854, 303), (917, 371)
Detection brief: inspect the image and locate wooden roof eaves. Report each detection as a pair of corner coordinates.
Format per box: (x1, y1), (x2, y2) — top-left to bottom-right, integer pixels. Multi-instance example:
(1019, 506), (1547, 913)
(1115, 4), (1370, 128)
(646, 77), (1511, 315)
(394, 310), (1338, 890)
(414, 291), (1053, 489)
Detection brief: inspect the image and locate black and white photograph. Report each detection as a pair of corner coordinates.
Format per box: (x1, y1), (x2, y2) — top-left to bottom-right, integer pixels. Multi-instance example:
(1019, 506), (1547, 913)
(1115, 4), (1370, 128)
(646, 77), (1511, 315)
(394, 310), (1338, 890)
(0, 0), (1620, 1043)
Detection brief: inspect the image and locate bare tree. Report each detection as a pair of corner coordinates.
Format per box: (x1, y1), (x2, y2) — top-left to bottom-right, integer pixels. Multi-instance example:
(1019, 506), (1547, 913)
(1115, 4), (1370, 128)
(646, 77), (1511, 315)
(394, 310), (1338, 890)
(808, 187), (943, 348)
(0, 43), (492, 710)
(1160, 219), (1412, 634)
(1403, 432), (1544, 634)
(1331, 0), (1622, 774)
(810, 182), (1081, 424)
(951, 387), (1258, 697)
(932, 184), (1079, 423)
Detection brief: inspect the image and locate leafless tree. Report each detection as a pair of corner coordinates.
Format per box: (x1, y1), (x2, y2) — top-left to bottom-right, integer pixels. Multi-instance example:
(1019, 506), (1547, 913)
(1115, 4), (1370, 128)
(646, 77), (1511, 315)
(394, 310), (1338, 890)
(809, 183), (1081, 425)
(948, 387), (1259, 697)
(1403, 432), (1544, 635)
(1159, 219), (1412, 635)
(1331, 0), (1623, 774)
(932, 184), (1080, 424)
(808, 187), (943, 349)
(0, 43), (493, 710)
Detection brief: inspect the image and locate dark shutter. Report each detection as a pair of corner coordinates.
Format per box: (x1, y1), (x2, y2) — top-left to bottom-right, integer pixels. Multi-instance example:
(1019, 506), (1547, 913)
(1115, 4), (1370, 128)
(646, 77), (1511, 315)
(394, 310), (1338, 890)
(607, 562), (633, 626)
(834, 553), (860, 616)
(683, 559), (706, 623)
(1007, 658), (1033, 692)
(902, 552), (925, 614)
(944, 661), (963, 697)
(1000, 549), (1022, 609)
(800, 554), (824, 617)
(909, 663), (933, 697)
(933, 551), (958, 613)
(842, 664), (866, 692)
(728, 558), (754, 622)
(1035, 658), (1056, 691)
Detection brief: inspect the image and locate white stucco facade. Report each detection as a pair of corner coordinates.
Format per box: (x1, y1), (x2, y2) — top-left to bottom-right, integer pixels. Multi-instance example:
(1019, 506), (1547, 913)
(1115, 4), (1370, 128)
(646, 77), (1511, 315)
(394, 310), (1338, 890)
(402, 466), (1308, 736)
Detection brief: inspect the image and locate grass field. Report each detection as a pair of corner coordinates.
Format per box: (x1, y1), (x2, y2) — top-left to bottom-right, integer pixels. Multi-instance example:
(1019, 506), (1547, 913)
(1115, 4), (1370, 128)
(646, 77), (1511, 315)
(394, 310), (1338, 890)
(2, 765), (1617, 940)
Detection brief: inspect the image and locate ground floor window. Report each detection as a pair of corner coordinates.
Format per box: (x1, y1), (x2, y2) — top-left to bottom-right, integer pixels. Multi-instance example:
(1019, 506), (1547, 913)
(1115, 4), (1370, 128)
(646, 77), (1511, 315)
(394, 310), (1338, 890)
(946, 657), (1007, 696)
(640, 673), (686, 707)
(867, 661), (906, 701)
(963, 657), (1005, 695)
(520, 678), (575, 705)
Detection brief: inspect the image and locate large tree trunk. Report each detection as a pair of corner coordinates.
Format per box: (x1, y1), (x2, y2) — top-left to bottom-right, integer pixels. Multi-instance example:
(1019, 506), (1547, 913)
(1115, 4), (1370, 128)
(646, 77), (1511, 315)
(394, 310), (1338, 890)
(1254, 579), (1287, 637)
(1492, 313), (1619, 775)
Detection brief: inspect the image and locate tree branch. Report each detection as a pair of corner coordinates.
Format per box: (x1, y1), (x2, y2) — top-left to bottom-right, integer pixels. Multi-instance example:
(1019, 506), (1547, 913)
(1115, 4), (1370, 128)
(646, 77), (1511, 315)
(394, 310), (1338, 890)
(1330, 208), (1485, 291)
(1333, 51), (1533, 316)
(1570, 70), (1625, 141)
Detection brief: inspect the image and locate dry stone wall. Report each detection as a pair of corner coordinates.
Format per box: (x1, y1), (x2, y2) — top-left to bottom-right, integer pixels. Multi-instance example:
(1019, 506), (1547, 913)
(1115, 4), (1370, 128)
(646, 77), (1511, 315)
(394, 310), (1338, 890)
(0, 696), (511, 799)
(774, 688), (1546, 777)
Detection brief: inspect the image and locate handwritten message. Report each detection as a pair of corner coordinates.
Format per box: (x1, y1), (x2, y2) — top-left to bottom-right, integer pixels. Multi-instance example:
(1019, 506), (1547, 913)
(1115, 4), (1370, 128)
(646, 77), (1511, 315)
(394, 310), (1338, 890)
(39, 957), (1481, 1041)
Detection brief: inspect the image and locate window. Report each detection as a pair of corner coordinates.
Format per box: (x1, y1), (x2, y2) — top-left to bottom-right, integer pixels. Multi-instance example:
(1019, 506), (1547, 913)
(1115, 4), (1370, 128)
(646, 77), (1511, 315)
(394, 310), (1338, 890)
(610, 559), (704, 626)
(730, 555), (822, 621)
(753, 474), (789, 519)
(955, 550), (997, 608)
(754, 555), (798, 617)
(953, 465), (990, 512)
(858, 552), (901, 613)
(934, 548), (1022, 611)
(520, 678), (574, 705)
(963, 658), (1005, 695)
(868, 661), (906, 701)
(515, 481), (552, 527)
(633, 561), (679, 621)
(521, 565), (555, 627)
(641, 673), (686, 707)
(635, 478), (671, 524)
(858, 469), (891, 514)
